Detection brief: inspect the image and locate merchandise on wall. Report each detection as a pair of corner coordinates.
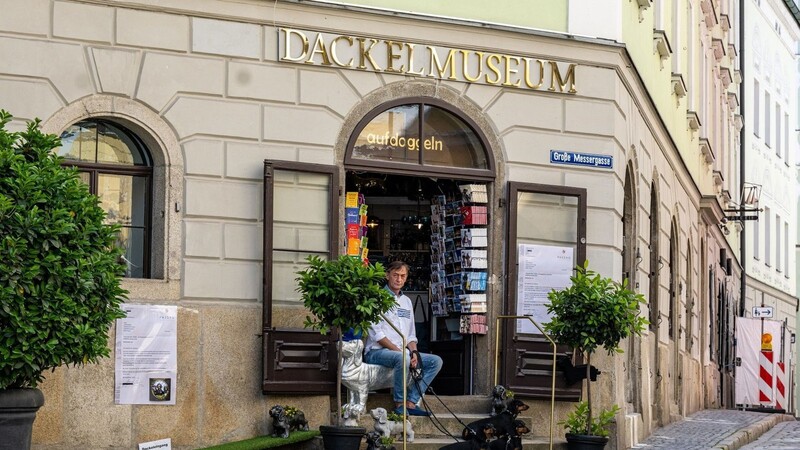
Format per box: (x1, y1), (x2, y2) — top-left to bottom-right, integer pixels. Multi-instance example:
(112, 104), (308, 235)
(429, 184), (489, 335)
(345, 192), (369, 263)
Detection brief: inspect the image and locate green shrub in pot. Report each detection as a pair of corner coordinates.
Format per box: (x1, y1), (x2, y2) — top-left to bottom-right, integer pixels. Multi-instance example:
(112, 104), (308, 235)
(0, 110), (127, 448)
(296, 255), (395, 425)
(544, 261), (647, 444)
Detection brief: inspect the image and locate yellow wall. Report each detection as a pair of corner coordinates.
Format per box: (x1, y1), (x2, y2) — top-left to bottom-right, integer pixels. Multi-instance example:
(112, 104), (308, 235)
(325, 0), (568, 31)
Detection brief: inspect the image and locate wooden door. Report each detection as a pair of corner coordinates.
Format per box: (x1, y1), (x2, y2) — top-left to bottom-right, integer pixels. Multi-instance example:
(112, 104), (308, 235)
(502, 182), (586, 400)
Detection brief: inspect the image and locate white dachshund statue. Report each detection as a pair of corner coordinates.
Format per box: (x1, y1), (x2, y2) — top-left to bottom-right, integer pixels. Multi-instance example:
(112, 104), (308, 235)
(370, 407), (414, 442)
(340, 339), (394, 414)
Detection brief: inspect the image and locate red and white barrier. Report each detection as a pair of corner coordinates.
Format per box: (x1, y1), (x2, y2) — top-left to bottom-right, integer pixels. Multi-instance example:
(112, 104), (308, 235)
(775, 361), (786, 410)
(759, 350), (774, 406)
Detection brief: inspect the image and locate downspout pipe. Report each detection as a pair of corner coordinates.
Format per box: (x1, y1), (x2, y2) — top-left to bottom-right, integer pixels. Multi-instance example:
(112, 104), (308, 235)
(740, 0), (747, 317)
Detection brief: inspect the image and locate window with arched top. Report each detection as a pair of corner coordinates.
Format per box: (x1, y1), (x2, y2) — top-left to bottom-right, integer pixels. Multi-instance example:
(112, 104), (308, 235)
(57, 120), (153, 278)
(346, 99), (494, 179)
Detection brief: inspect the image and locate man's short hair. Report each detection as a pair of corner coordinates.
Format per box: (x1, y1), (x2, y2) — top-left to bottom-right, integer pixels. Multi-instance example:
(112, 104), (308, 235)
(386, 260), (409, 273)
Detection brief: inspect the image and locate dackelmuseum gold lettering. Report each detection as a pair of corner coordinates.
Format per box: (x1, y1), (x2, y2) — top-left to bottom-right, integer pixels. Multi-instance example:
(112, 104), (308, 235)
(278, 28), (578, 94)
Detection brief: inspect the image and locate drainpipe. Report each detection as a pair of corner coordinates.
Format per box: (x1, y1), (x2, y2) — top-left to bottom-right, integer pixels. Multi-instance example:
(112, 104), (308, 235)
(739, 0), (747, 317)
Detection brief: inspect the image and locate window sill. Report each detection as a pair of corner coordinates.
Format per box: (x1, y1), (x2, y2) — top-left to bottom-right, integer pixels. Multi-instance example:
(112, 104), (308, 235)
(121, 278), (180, 302)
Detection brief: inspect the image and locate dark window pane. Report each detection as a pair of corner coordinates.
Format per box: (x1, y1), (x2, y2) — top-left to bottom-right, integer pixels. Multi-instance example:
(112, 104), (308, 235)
(96, 123), (148, 166)
(57, 123), (96, 162)
(98, 174), (147, 227)
(422, 105), (487, 169)
(58, 121), (150, 166)
(352, 105), (420, 164)
(77, 171), (91, 186)
(117, 226), (145, 278)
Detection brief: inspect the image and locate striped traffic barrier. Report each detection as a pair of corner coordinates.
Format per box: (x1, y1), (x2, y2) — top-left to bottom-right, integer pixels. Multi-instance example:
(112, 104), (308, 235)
(759, 350), (774, 406)
(775, 361), (786, 410)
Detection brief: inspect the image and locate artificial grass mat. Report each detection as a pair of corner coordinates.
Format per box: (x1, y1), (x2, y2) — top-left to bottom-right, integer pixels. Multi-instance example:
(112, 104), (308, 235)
(200, 430), (320, 450)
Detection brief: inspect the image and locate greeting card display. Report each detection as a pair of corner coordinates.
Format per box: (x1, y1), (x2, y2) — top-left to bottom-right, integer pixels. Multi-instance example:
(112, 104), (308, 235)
(427, 186), (489, 335)
(344, 191), (369, 263)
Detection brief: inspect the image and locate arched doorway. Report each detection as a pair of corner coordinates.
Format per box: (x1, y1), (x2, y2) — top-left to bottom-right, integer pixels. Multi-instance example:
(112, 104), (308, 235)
(260, 96), (496, 395)
(344, 98), (494, 394)
(648, 181), (662, 424)
(669, 219), (682, 410)
(622, 164), (641, 413)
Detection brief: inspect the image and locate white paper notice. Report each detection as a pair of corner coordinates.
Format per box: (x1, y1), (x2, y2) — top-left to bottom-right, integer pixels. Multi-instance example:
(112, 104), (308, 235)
(516, 244), (573, 334)
(138, 438), (172, 450)
(115, 304), (177, 405)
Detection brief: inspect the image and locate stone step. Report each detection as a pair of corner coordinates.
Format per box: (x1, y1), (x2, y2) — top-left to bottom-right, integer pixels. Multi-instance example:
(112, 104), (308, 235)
(359, 394), (563, 440)
(364, 393), (495, 415)
(358, 411), (491, 439)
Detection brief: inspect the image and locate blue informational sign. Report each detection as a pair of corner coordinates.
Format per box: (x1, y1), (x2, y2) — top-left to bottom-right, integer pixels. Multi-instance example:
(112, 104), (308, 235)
(549, 150), (613, 169)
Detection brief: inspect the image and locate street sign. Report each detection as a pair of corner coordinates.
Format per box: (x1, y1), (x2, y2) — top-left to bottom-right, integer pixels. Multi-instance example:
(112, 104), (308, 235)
(752, 306), (774, 318)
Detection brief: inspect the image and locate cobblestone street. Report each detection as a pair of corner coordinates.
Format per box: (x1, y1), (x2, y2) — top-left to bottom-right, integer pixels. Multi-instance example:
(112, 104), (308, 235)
(740, 419), (800, 449)
(633, 410), (797, 449)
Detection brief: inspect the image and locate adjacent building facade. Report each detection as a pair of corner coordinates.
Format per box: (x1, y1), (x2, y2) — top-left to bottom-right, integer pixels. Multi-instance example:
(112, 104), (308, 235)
(0, 0), (753, 448)
(741, 0), (799, 414)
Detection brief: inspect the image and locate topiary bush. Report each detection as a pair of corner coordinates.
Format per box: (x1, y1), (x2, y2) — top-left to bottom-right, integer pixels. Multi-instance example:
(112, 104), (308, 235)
(296, 254), (396, 424)
(545, 260), (647, 436)
(0, 110), (127, 389)
(297, 255), (395, 337)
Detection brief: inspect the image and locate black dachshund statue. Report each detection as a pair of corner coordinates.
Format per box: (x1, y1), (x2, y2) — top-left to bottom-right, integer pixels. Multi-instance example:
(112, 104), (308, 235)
(366, 430), (396, 450)
(490, 384), (507, 416)
(557, 355), (600, 385)
(269, 404), (308, 438)
(462, 399), (530, 441)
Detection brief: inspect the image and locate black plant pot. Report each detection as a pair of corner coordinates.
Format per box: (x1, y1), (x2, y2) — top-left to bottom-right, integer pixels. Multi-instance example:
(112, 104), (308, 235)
(319, 425), (365, 450)
(565, 433), (609, 450)
(0, 388), (45, 450)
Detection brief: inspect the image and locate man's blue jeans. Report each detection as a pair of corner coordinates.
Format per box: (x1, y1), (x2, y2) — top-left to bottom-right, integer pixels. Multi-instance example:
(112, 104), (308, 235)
(364, 348), (443, 405)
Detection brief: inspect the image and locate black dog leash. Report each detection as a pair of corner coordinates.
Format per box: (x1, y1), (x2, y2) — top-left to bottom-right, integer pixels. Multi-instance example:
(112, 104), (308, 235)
(409, 350), (472, 442)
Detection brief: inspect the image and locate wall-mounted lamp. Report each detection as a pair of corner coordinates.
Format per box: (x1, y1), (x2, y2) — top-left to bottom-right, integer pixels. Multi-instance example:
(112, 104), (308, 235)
(658, 256), (665, 270)
(635, 248), (643, 270)
(366, 216), (381, 228)
(719, 223), (730, 235)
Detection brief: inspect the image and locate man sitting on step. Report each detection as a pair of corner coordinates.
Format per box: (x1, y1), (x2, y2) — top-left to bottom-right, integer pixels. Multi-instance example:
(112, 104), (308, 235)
(365, 260), (443, 417)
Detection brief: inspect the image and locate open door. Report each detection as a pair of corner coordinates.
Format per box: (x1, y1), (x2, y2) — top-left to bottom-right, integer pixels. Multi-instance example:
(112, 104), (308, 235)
(502, 182), (586, 400)
(262, 160), (339, 394)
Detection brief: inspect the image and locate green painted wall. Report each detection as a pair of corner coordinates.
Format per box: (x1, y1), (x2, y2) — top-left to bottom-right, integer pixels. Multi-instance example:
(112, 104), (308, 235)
(328, 0), (568, 32)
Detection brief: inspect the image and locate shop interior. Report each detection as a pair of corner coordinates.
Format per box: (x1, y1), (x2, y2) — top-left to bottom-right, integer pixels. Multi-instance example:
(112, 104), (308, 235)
(346, 171), (490, 394)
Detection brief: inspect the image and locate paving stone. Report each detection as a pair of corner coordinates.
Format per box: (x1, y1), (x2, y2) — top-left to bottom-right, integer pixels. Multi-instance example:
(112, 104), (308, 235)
(633, 410), (792, 450)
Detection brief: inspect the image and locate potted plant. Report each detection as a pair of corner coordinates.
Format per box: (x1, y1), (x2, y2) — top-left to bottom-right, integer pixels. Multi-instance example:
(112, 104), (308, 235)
(0, 111), (127, 449)
(544, 261), (647, 449)
(560, 401), (619, 448)
(296, 255), (396, 450)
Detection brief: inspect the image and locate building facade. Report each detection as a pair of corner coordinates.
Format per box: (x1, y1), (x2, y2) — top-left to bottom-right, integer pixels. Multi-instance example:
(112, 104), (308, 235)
(742, 0), (799, 414)
(0, 0), (743, 448)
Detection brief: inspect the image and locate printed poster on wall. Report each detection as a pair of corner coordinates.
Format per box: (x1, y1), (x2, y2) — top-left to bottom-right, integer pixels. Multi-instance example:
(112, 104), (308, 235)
(516, 244), (573, 334)
(115, 304), (177, 405)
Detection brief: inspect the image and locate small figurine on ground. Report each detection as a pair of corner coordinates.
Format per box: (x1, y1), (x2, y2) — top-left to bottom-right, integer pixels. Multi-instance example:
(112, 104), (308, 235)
(269, 404), (308, 438)
(366, 431), (397, 450)
(490, 385), (508, 416)
(371, 407), (414, 442)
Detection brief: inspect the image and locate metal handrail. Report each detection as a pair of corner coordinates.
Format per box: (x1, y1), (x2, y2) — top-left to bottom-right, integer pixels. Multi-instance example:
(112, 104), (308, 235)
(494, 315), (557, 450)
(379, 313), (408, 450)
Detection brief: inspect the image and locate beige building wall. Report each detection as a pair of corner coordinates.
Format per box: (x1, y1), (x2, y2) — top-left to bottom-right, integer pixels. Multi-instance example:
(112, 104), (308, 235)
(0, 0), (738, 448)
